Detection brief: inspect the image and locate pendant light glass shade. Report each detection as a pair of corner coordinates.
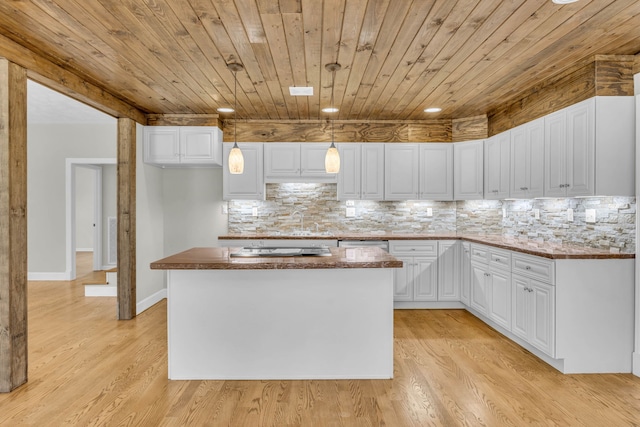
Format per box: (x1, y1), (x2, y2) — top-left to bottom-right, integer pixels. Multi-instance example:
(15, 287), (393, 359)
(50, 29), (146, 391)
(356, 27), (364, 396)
(325, 142), (340, 173)
(228, 63), (244, 175)
(325, 63), (341, 174)
(229, 142), (244, 174)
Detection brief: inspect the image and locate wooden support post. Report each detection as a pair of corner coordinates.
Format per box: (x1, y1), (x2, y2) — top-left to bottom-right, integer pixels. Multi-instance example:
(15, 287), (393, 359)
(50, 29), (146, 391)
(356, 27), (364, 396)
(0, 59), (28, 392)
(117, 118), (136, 320)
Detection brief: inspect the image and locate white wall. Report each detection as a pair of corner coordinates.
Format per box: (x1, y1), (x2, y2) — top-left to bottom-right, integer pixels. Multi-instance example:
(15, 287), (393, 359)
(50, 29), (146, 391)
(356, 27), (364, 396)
(161, 168), (228, 256)
(102, 165), (117, 267)
(135, 123), (167, 313)
(28, 123), (117, 274)
(75, 166), (95, 251)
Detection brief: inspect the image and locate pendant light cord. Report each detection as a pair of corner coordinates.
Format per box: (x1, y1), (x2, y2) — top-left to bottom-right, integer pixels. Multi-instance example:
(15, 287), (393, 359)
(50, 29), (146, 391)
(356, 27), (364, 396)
(234, 68), (238, 146)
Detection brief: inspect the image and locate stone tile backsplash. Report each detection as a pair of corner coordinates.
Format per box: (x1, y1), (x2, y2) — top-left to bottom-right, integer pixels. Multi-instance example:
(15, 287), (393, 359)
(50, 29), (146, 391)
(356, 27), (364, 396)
(228, 184), (636, 253)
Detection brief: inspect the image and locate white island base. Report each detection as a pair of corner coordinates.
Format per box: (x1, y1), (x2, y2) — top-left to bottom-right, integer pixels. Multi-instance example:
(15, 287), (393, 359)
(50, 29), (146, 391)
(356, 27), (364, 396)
(167, 268), (394, 380)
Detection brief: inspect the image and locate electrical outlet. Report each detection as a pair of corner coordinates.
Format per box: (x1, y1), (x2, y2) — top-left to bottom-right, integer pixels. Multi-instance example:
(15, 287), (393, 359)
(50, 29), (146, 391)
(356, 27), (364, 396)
(585, 209), (596, 223)
(252, 207), (258, 217)
(346, 200), (355, 207)
(567, 208), (574, 222)
(221, 204), (228, 215)
(426, 208), (433, 217)
(346, 207), (355, 217)
(534, 209), (540, 220)
(502, 208), (507, 218)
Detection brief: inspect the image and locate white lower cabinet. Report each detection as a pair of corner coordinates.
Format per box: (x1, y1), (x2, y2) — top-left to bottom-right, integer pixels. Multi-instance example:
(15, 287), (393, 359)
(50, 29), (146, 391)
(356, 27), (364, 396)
(389, 241), (438, 302)
(459, 242), (471, 305)
(469, 244), (512, 331)
(437, 240), (459, 301)
(512, 274), (555, 357)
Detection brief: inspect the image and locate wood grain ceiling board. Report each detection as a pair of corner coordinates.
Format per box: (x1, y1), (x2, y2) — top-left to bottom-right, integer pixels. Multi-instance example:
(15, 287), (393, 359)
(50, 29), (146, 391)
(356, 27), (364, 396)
(0, 0), (638, 121)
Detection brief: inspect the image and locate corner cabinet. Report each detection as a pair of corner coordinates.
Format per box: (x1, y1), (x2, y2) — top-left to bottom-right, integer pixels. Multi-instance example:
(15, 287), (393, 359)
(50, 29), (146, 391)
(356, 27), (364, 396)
(389, 241), (438, 302)
(484, 132), (510, 199)
(144, 126), (223, 167)
(222, 143), (264, 200)
(510, 117), (544, 198)
(337, 143), (384, 200)
(453, 140), (484, 200)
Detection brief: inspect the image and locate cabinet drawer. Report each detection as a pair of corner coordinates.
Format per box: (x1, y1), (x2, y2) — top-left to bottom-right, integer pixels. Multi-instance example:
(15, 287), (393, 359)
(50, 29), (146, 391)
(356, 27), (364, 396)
(489, 248), (511, 271)
(512, 254), (555, 284)
(470, 244), (489, 263)
(389, 240), (438, 256)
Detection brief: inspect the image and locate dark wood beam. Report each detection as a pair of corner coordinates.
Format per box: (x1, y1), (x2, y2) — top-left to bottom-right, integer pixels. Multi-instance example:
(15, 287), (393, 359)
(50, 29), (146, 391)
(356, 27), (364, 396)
(0, 59), (28, 392)
(117, 118), (137, 320)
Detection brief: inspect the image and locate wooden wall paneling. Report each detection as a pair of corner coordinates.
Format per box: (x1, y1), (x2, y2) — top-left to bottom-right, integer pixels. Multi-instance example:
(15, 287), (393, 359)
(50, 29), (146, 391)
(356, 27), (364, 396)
(117, 118), (136, 320)
(594, 55), (635, 95)
(0, 59), (28, 392)
(634, 52), (640, 75)
(0, 33), (146, 124)
(146, 114), (222, 128)
(282, 11), (310, 119)
(452, 116), (488, 142)
(488, 57), (634, 136)
(301, 0), (326, 119)
(223, 120), (451, 143)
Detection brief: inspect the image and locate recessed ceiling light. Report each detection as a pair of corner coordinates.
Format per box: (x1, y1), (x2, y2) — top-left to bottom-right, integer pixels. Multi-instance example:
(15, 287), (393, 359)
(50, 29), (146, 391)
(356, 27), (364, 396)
(552, 0), (578, 4)
(289, 87), (313, 96)
(424, 107), (442, 113)
(217, 107), (234, 113)
(322, 107), (339, 113)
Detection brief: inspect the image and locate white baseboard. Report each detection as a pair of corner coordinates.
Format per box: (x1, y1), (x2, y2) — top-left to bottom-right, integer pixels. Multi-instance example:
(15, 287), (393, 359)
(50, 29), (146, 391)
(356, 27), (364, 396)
(76, 248), (94, 252)
(28, 271), (72, 281)
(136, 288), (167, 315)
(85, 284), (117, 297)
(633, 352), (640, 377)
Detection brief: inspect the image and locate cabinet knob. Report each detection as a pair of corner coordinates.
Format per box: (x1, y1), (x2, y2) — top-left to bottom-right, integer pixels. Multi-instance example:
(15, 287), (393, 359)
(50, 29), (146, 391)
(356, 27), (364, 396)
(525, 266), (531, 270)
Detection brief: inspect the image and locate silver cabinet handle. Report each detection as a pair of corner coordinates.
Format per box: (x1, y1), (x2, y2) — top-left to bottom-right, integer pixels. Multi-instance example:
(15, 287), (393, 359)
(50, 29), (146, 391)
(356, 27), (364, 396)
(525, 266), (531, 270)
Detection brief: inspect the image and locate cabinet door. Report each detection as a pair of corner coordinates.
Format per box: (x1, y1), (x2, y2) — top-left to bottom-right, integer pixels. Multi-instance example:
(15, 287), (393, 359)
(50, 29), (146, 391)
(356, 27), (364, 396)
(393, 256), (413, 301)
(264, 143), (300, 179)
(413, 257), (438, 301)
(454, 140), (484, 200)
(337, 144), (361, 200)
(565, 100), (594, 197)
(530, 280), (555, 357)
(223, 143), (264, 200)
(384, 144), (419, 200)
(484, 132), (510, 199)
(437, 241), (459, 301)
(470, 262), (488, 315)
(419, 144), (453, 200)
(144, 127), (180, 164)
(460, 243), (471, 306)
(488, 269), (511, 330)
(179, 127), (222, 165)
(301, 143), (336, 181)
(511, 275), (530, 342)
(361, 143), (385, 200)
(544, 110), (567, 197)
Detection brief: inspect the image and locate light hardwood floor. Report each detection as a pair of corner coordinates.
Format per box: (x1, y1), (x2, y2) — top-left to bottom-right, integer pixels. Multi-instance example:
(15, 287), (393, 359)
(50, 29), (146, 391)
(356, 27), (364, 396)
(2, 260), (640, 426)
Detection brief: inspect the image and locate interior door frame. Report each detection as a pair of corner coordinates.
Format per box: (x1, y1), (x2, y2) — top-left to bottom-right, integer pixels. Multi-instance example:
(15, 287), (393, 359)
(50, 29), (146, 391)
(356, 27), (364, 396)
(65, 158), (116, 279)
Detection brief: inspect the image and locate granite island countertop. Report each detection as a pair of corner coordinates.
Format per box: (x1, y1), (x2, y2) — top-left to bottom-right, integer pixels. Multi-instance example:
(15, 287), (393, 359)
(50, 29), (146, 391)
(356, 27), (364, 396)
(150, 246), (403, 270)
(217, 233), (634, 260)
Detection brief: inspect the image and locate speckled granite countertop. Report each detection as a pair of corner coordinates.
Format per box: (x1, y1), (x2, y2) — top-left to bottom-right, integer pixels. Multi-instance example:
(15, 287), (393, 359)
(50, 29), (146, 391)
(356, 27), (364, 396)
(150, 246), (403, 270)
(218, 233), (634, 260)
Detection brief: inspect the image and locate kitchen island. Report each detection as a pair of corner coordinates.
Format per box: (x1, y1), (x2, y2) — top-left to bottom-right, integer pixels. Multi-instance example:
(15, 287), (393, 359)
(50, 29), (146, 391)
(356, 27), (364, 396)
(151, 246), (402, 380)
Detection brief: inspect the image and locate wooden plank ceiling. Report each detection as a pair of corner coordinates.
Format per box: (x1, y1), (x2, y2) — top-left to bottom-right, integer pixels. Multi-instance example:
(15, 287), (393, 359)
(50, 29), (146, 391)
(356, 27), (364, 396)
(0, 0), (639, 121)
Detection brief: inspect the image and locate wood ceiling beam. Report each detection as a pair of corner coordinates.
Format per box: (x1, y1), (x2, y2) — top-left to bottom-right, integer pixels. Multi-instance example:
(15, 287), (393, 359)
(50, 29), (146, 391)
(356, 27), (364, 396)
(0, 33), (146, 124)
(146, 114), (222, 127)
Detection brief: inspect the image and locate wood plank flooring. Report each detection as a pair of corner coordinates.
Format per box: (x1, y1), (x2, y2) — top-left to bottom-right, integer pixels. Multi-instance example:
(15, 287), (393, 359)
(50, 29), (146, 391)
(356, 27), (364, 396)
(1, 265), (640, 426)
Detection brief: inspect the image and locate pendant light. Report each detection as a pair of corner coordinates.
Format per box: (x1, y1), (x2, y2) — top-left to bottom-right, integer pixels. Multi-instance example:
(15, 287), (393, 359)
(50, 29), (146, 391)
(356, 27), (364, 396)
(324, 63), (341, 174)
(227, 62), (244, 174)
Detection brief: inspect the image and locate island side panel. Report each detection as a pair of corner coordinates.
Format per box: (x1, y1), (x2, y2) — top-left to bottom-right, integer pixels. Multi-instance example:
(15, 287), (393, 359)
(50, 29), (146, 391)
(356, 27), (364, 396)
(167, 268), (394, 380)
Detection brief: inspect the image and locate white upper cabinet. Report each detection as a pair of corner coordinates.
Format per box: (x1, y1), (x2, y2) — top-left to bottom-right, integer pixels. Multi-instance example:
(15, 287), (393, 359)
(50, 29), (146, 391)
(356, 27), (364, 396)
(510, 117), (544, 198)
(264, 143), (337, 183)
(454, 140), (484, 200)
(384, 144), (420, 200)
(419, 144), (453, 201)
(544, 96), (634, 197)
(484, 132), (510, 199)
(223, 143), (264, 200)
(338, 143), (384, 200)
(144, 126), (223, 167)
